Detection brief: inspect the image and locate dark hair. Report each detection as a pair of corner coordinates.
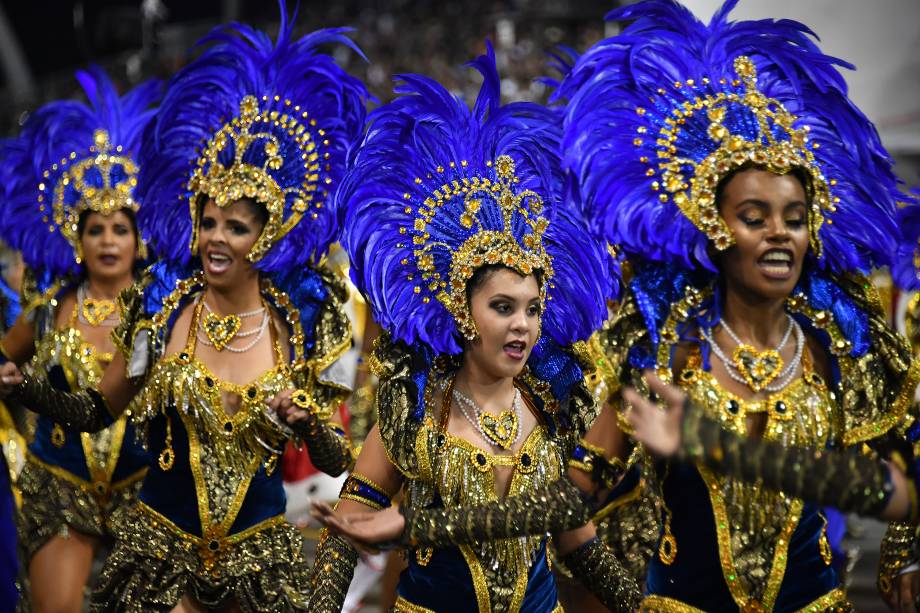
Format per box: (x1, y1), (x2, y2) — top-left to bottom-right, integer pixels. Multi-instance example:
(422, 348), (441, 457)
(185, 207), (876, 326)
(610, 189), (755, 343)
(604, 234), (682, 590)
(196, 196), (270, 231)
(714, 163), (812, 210)
(464, 264), (544, 306)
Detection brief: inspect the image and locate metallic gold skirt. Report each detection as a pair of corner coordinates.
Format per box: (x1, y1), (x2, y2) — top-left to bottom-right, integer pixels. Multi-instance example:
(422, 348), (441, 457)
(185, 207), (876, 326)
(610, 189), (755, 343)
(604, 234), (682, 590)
(16, 455), (143, 562)
(90, 503), (310, 612)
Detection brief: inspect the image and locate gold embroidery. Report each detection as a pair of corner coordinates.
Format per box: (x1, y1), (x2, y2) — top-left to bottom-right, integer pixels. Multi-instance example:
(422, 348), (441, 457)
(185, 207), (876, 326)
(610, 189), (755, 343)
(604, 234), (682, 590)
(396, 373), (565, 613)
(658, 286), (838, 607)
(31, 323), (145, 496)
(794, 587), (850, 612)
(640, 595), (707, 612)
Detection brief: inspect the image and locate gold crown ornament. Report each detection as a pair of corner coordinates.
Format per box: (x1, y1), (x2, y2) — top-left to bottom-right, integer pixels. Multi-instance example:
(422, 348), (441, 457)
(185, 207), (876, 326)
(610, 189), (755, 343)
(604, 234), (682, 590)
(188, 95), (328, 263)
(407, 154), (554, 340)
(646, 56), (835, 256)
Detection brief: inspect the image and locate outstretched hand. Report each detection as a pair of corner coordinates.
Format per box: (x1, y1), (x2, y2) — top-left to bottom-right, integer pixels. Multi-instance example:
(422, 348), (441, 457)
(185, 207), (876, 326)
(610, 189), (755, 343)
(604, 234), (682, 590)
(0, 362), (23, 398)
(310, 501), (404, 552)
(623, 370), (687, 457)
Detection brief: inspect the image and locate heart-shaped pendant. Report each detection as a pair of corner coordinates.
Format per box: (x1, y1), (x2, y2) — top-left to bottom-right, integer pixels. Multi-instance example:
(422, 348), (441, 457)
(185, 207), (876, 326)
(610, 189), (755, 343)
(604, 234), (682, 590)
(732, 345), (783, 392)
(478, 410), (519, 450)
(82, 299), (116, 326)
(203, 313), (242, 351)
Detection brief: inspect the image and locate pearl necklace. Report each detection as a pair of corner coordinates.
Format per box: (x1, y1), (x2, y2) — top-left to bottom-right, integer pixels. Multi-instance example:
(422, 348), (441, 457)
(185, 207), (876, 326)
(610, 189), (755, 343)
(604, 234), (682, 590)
(451, 385), (523, 451)
(702, 315), (804, 393)
(195, 296), (270, 353)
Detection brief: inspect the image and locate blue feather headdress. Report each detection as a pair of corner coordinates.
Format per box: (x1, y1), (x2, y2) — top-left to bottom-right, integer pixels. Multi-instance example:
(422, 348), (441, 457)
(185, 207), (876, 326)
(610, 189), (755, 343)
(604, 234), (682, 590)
(137, 3), (369, 272)
(558, 0), (903, 276)
(893, 192), (920, 291)
(340, 44), (611, 356)
(0, 67), (160, 281)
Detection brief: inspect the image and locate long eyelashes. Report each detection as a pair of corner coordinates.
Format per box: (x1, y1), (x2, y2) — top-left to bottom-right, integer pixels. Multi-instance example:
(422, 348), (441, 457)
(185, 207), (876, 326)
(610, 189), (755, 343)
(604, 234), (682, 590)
(489, 303), (541, 317)
(739, 217), (805, 229)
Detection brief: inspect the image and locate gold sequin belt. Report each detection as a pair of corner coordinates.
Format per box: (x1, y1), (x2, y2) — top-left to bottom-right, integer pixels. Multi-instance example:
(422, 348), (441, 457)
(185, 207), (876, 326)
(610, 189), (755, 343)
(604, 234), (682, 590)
(137, 501), (286, 574)
(27, 451), (146, 502)
(393, 595), (564, 613)
(640, 586), (849, 613)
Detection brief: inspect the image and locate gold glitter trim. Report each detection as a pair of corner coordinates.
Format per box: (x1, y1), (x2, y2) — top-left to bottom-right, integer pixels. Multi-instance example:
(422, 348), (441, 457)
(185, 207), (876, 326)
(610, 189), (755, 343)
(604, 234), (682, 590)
(177, 403), (265, 573)
(698, 464), (803, 610)
(593, 477), (645, 522)
(640, 595), (706, 612)
(459, 543), (493, 613)
(793, 587), (849, 612)
(20, 274), (63, 320)
(339, 472), (393, 511)
(393, 596), (437, 613)
(138, 501), (285, 551)
(24, 451), (145, 496)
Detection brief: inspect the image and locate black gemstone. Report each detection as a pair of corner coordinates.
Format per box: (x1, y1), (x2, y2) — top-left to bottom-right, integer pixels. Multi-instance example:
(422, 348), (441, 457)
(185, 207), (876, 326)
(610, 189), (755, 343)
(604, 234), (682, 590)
(727, 399), (740, 415)
(476, 453), (487, 466)
(520, 453), (532, 467)
(208, 540), (219, 551)
(246, 387), (257, 399)
(179, 352), (189, 362)
(775, 401), (787, 414)
(205, 377), (215, 388)
(436, 434), (446, 447)
(224, 421), (234, 433)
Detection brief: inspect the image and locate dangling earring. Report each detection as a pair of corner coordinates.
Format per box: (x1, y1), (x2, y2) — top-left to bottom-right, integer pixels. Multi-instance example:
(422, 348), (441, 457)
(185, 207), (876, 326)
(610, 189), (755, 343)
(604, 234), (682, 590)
(75, 242), (84, 265)
(136, 239), (148, 261)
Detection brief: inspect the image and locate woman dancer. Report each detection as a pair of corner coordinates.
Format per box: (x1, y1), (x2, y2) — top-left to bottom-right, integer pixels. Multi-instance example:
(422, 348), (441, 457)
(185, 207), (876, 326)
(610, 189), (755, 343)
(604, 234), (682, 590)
(319, 2), (918, 610)
(308, 47), (640, 612)
(0, 9), (368, 611)
(556, 1), (916, 609)
(0, 68), (159, 612)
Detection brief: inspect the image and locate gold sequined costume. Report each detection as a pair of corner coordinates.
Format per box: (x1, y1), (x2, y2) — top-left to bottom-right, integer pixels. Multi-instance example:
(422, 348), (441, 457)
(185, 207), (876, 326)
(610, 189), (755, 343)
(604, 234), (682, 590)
(77, 268), (354, 611)
(15, 281), (147, 580)
(308, 337), (634, 612)
(595, 279), (917, 612)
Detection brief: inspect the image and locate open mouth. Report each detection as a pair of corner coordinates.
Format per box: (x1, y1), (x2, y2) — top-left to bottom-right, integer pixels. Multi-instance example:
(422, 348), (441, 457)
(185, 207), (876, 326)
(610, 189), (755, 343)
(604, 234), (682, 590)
(98, 254), (120, 266)
(503, 340), (527, 361)
(757, 248), (794, 279)
(206, 251), (232, 275)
